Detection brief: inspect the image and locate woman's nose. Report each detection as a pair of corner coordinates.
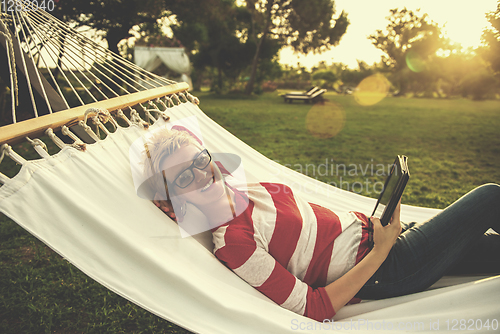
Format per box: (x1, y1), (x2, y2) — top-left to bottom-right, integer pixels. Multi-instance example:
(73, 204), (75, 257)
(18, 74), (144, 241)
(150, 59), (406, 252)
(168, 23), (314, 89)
(193, 168), (207, 182)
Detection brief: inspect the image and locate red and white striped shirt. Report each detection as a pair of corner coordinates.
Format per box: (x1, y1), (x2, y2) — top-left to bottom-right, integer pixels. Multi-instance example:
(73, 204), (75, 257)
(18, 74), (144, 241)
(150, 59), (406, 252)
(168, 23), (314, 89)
(212, 182), (371, 321)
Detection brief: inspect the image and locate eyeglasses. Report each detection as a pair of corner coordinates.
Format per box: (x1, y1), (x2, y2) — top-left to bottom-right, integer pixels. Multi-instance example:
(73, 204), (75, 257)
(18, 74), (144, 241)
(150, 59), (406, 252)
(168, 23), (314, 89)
(172, 149), (212, 189)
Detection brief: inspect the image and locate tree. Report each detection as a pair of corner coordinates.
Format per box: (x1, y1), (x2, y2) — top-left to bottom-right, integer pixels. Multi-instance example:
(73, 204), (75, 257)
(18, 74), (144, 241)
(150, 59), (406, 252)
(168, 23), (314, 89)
(52, 0), (168, 55)
(369, 8), (450, 95)
(166, 0), (259, 92)
(339, 61), (375, 89)
(481, 1), (500, 76)
(312, 69), (338, 89)
(243, 0), (349, 94)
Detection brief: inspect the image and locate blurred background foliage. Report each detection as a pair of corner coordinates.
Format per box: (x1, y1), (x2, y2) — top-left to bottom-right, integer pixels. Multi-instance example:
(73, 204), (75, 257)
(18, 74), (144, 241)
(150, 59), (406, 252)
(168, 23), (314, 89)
(47, 0), (499, 98)
(1, 0), (500, 124)
(44, 0), (350, 94)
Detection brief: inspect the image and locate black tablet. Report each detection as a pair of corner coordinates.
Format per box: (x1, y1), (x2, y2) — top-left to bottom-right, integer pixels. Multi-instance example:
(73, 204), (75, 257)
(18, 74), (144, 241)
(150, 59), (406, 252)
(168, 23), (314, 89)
(371, 155), (410, 226)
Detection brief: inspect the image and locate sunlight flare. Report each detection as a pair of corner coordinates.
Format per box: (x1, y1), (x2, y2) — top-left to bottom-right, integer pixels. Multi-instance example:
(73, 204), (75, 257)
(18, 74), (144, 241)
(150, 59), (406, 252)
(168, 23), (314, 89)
(354, 74), (391, 106)
(306, 101), (345, 138)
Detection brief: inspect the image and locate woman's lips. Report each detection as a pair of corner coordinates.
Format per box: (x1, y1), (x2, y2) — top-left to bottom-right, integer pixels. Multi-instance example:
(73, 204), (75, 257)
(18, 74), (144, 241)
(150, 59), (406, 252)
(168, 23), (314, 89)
(200, 175), (215, 192)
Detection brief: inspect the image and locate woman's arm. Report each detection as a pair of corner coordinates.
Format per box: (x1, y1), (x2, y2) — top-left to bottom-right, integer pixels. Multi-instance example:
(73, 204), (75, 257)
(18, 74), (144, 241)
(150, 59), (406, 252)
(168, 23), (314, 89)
(214, 232), (337, 321)
(324, 202), (402, 313)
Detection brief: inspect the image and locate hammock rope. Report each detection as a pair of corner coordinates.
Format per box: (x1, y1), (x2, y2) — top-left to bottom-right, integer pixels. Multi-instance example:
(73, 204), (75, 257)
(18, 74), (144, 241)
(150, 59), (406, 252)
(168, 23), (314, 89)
(1, 1), (183, 122)
(0, 91), (193, 186)
(0, 4), (198, 186)
(32, 7), (172, 90)
(13, 7), (55, 116)
(0, 16), (18, 117)
(26, 136), (51, 158)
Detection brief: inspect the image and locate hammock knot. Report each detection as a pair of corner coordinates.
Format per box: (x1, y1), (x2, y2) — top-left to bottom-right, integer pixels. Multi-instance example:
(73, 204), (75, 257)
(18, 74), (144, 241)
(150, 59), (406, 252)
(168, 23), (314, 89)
(45, 128), (68, 149)
(84, 108), (112, 125)
(61, 126), (87, 152)
(0, 143), (26, 165)
(130, 109), (149, 129)
(178, 92), (189, 103)
(171, 94), (181, 105)
(26, 137), (48, 152)
(111, 109), (132, 127)
(185, 92), (200, 105)
(26, 137), (53, 158)
(165, 96), (174, 108)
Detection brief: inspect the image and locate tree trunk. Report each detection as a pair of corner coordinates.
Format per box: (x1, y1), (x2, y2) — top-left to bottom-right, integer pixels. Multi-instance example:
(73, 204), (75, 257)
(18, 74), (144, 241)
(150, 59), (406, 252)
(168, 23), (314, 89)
(244, 34), (266, 95)
(192, 71), (203, 91)
(106, 28), (129, 56)
(218, 66), (223, 92)
(244, 1), (275, 95)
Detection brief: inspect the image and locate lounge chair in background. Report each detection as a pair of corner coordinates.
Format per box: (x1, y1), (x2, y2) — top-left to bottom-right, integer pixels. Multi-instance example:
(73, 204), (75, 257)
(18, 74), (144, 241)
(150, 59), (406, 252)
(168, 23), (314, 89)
(281, 86), (326, 103)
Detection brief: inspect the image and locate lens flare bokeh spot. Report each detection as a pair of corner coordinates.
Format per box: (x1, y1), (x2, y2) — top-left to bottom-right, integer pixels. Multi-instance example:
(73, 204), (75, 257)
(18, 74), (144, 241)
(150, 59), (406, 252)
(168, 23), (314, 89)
(306, 101), (345, 139)
(353, 74), (391, 106)
(406, 50), (427, 73)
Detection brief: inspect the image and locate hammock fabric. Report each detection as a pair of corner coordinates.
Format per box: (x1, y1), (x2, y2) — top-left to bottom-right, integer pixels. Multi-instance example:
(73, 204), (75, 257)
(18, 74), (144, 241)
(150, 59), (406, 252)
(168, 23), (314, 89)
(1, 101), (499, 334)
(0, 5), (499, 333)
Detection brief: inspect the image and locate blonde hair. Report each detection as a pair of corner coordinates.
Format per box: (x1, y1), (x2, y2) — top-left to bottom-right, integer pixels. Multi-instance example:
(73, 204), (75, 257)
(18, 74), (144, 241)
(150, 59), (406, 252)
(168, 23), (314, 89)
(143, 127), (202, 196)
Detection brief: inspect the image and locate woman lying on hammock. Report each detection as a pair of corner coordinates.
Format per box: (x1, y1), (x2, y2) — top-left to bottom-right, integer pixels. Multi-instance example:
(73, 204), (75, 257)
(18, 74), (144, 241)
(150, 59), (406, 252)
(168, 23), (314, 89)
(143, 127), (500, 322)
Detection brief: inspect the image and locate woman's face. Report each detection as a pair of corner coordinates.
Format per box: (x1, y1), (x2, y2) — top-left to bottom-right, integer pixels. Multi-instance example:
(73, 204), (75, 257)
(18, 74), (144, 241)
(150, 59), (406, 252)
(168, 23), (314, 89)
(160, 144), (226, 208)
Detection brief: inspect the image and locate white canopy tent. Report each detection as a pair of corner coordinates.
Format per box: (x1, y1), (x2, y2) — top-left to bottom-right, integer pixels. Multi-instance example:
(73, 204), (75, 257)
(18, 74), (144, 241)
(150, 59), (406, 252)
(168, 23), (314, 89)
(134, 46), (193, 90)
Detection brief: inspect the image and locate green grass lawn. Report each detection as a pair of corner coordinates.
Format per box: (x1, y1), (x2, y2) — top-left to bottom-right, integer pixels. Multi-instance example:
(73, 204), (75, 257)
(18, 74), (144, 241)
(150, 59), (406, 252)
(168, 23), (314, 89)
(200, 91), (500, 208)
(1, 91), (499, 333)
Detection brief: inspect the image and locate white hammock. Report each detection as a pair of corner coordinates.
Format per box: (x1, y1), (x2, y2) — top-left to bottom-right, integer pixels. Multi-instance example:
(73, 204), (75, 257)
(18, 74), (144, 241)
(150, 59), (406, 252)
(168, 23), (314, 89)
(1, 102), (499, 333)
(0, 5), (499, 334)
